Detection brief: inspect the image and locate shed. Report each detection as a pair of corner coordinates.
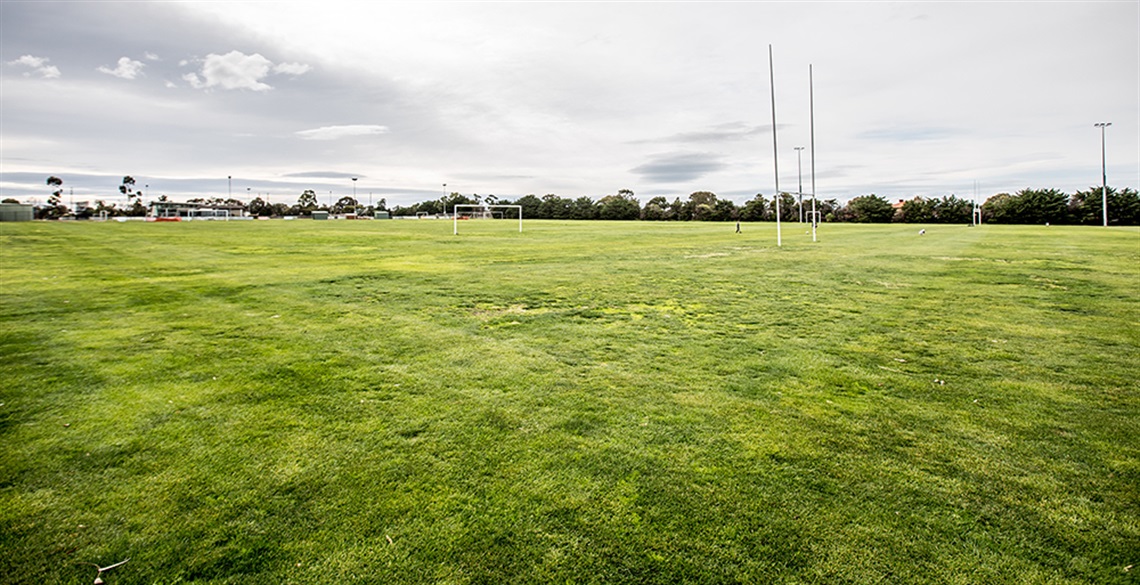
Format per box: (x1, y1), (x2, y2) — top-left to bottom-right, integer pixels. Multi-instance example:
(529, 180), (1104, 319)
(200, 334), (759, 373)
(312, 211), (329, 220)
(0, 203), (34, 222)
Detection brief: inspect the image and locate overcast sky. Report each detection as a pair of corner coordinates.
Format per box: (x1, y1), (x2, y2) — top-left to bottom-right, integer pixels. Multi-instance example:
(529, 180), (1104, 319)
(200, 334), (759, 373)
(2, 1), (1137, 208)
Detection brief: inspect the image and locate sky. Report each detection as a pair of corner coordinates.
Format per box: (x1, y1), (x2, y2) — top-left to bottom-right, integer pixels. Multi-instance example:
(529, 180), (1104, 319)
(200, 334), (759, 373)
(2, 1), (1137, 209)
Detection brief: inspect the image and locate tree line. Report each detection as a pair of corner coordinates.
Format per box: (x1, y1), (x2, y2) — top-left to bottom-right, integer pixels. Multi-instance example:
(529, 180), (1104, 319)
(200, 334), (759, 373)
(391, 187), (1139, 226)
(19, 176), (1140, 226)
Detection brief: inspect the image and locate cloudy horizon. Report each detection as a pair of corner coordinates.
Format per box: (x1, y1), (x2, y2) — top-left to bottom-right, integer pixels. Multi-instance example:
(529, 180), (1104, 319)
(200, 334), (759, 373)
(2, 1), (1137, 209)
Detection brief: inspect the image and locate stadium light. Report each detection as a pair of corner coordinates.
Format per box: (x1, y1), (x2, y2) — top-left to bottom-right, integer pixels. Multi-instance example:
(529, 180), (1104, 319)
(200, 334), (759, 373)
(228, 176), (231, 200)
(1095, 122), (1111, 227)
(794, 147), (804, 223)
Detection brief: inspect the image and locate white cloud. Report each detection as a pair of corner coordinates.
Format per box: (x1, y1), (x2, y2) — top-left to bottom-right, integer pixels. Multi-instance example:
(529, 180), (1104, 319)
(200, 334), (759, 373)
(295, 125), (390, 140)
(97, 57), (146, 80)
(145, 52), (160, 61)
(274, 62), (311, 76)
(184, 50), (274, 91)
(7, 54), (60, 78)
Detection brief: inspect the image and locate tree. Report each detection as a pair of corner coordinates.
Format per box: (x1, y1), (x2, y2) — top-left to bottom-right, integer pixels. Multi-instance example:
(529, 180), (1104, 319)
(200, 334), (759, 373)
(332, 196), (359, 215)
(440, 192), (475, 215)
(571, 196), (598, 220)
(1015, 188), (1068, 224)
(769, 192), (798, 222)
(688, 191), (719, 221)
(642, 196), (670, 221)
(844, 194), (894, 223)
(1070, 186), (1140, 226)
(41, 176), (67, 219)
(119, 176), (141, 204)
(513, 194), (543, 219)
(539, 194), (573, 219)
(298, 190), (319, 213)
(739, 194), (770, 222)
(248, 197), (272, 217)
(899, 197), (935, 223)
(597, 191), (640, 220)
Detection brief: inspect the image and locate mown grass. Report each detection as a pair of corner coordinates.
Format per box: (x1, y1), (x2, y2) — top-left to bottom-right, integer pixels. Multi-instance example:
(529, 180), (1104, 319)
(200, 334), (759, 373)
(1, 219), (1137, 584)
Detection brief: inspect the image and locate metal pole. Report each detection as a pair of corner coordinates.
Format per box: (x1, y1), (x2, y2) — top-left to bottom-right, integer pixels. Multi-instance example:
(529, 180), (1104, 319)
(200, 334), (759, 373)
(795, 146), (804, 223)
(228, 176), (231, 200)
(810, 64), (817, 242)
(769, 45), (781, 247)
(1095, 122), (1111, 227)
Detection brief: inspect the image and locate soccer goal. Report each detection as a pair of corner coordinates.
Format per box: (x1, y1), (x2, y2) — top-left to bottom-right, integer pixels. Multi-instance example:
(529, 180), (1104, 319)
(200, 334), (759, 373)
(453, 204), (522, 235)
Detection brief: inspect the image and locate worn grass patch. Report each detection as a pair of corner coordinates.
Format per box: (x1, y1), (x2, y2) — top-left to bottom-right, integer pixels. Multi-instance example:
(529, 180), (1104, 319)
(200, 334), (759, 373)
(1, 220), (1137, 584)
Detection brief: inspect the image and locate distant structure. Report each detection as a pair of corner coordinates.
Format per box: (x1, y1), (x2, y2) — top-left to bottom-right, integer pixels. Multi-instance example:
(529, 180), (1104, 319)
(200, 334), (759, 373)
(149, 201), (244, 220)
(0, 202), (34, 222)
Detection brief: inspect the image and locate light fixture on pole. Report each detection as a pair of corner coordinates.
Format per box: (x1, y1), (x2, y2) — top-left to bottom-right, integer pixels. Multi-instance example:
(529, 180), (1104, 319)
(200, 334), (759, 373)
(1095, 122), (1111, 227)
(794, 146), (805, 223)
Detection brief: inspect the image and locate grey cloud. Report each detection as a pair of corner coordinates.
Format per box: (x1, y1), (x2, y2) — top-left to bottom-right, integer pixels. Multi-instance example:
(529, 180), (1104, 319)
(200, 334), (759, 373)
(630, 152), (727, 184)
(632, 122), (767, 145)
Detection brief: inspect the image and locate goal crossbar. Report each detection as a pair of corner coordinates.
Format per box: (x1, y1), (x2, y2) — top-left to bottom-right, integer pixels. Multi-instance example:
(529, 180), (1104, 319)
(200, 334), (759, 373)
(453, 204), (522, 235)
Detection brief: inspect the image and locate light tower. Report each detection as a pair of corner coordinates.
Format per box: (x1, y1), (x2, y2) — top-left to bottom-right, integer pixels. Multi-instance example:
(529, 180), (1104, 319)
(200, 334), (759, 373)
(1095, 122), (1111, 227)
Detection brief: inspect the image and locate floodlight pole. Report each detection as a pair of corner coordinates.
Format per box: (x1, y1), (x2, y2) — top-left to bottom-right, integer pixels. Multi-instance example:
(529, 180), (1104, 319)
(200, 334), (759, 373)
(769, 44), (781, 247)
(228, 176), (231, 200)
(794, 146), (805, 223)
(1095, 122), (1111, 227)
(809, 64), (817, 242)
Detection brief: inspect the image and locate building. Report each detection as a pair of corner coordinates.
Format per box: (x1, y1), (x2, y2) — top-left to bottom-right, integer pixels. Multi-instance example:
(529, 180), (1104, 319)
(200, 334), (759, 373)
(149, 201), (245, 220)
(0, 202), (35, 222)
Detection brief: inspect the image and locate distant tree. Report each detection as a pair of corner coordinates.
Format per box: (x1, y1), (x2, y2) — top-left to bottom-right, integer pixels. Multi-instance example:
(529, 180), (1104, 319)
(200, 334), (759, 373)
(332, 196), (359, 215)
(597, 191), (640, 220)
(2, 198), (20, 204)
(769, 192), (799, 222)
(1070, 186), (1140, 226)
(248, 197), (272, 216)
(41, 176), (67, 219)
(981, 193), (1016, 223)
(669, 197), (689, 221)
(844, 194), (894, 223)
(119, 176), (141, 205)
(713, 198), (738, 221)
(1015, 188), (1069, 224)
(297, 190), (319, 212)
(512, 194), (542, 219)
(739, 194), (769, 222)
(899, 197), (935, 223)
(934, 195), (974, 223)
(440, 192), (475, 215)
(570, 196), (598, 220)
(539, 194), (573, 219)
(641, 196), (670, 221)
(688, 191), (718, 221)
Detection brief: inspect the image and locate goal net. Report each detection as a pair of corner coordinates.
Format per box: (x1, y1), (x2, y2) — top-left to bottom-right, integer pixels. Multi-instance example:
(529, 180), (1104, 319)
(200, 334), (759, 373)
(453, 204), (523, 234)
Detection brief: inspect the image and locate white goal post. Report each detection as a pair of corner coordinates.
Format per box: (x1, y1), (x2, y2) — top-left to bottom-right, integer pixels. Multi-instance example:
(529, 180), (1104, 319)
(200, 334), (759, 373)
(453, 204), (523, 235)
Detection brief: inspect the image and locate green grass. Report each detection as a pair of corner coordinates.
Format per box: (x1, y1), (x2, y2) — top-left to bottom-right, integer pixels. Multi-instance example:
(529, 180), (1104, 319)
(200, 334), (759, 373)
(1, 219), (1137, 584)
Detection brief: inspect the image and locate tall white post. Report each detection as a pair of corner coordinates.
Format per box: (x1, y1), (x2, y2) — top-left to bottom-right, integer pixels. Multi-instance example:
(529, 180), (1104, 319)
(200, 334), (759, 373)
(769, 45), (781, 247)
(1095, 122), (1111, 227)
(810, 64), (817, 243)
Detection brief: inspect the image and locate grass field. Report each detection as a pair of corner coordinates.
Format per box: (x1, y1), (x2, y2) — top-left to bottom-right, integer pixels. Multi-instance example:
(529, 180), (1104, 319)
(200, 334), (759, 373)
(1, 219), (1138, 584)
